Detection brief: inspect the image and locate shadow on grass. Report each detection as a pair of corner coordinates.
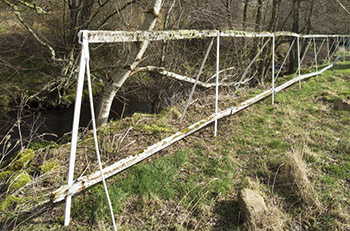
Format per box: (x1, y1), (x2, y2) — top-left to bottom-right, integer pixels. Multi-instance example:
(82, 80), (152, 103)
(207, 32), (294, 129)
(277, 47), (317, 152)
(332, 63), (350, 70)
(0, 201), (56, 231)
(212, 199), (243, 231)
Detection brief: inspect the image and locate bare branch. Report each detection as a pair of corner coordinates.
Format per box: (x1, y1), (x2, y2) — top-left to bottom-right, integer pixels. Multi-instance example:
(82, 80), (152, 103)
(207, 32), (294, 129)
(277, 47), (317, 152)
(97, 0), (138, 30)
(15, 0), (47, 14)
(2, 0), (65, 63)
(134, 66), (237, 88)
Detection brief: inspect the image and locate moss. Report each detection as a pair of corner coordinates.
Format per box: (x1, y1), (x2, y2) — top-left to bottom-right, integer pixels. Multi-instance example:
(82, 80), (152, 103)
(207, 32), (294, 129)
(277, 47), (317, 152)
(138, 124), (172, 134)
(39, 161), (60, 174)
(0, 195), (21, 211)
(159, 107), (182, 120)
(0, 170), (13, 180)
(12, 149), (35, 170)
(8, 171), (31, 193)
(0, 95), (10, 110)
(59, 93), (76, 105)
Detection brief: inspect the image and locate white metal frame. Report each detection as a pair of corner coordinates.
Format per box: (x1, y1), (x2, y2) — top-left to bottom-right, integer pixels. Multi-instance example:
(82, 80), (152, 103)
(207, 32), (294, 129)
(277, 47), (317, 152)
(61, 29), (349, 228)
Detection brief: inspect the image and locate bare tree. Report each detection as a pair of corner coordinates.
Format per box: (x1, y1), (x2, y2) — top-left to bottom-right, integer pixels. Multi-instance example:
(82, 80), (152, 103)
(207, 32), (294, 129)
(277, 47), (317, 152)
(96, 0), (164, 126)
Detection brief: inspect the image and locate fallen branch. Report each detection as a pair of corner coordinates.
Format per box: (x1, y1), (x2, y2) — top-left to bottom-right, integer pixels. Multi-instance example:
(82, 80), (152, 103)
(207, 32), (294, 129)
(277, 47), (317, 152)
(135, 66), (236, 88)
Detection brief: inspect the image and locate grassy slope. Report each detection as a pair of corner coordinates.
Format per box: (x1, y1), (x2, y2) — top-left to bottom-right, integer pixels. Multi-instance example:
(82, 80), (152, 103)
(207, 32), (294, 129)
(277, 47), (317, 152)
(15, 63), (350, 230)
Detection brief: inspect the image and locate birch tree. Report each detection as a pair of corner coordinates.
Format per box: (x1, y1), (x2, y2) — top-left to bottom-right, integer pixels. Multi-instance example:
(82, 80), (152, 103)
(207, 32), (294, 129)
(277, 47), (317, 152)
(96, 0), (163, 126)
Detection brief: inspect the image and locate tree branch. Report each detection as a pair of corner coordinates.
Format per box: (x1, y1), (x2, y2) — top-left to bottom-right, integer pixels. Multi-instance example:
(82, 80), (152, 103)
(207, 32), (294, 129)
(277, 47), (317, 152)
(134, 66), (241, 88)
(15, 0), (47, 14)
(97, 0), (138, 29)
(2, 0), (65, 63)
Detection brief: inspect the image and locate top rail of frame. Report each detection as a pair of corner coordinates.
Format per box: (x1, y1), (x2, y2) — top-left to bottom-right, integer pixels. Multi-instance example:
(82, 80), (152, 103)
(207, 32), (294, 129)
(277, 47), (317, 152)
(81, 29), (349, 43)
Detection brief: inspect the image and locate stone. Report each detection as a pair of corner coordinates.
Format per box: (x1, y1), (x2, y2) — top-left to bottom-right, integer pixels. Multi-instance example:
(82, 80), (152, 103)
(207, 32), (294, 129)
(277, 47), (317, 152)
(334, 99), (350, 111)
(238, 188), (268, 226)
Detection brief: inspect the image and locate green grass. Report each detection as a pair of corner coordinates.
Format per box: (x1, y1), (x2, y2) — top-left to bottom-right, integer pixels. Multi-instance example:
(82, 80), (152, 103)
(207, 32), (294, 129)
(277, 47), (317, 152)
(4, 61), (350, 230)
(67, 62), (350, 230)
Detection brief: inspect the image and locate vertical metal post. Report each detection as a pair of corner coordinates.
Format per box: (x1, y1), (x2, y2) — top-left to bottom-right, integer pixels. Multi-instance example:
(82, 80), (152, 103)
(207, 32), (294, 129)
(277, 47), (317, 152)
(64, 31), (88, 226)
(313, 37), (318, 72)
(214, 34), (220, 137)
(297, 36), (301, 89)
(337, 36), (339, 57)
(300, 39), (312, 65)
(348, 37), (350, 59)
(86, 58), (118, 231)
(327, 37), (330, 64)
(272, 35), (275, 105)
(343, 37), (346, 62)
(330, 36), (341, 59)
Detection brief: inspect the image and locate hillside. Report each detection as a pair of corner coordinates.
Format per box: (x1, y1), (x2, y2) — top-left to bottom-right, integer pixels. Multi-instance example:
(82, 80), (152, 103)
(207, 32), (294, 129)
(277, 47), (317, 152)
(1, 62), (350, 230)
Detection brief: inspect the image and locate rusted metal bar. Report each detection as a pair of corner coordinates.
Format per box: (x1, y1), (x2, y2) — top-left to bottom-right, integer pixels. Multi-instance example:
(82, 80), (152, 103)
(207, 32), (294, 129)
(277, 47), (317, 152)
(86, 30), (272, 43)
(52, 62), (335, 204)
(84, 29), (348, 43)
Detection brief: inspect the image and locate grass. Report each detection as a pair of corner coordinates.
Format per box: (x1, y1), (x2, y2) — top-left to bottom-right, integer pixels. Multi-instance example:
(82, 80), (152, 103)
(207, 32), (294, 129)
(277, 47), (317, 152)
(2, 61), (350, 230)
(67, 62), (349, 230)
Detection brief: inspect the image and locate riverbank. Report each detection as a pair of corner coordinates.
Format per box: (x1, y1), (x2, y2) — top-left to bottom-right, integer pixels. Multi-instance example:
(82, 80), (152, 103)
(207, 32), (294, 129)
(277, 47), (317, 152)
(1, 62), (350, 230)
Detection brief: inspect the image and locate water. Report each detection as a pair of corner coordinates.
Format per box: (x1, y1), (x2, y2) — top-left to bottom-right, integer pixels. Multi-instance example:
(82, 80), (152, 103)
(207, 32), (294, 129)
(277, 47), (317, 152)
(0, 96), (152, 157)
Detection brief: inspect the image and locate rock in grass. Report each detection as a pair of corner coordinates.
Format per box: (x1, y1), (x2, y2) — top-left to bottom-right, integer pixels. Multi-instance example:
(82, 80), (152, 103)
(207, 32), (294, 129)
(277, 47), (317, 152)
(334, 99), (350, 111)
(238, 188), (268, 226)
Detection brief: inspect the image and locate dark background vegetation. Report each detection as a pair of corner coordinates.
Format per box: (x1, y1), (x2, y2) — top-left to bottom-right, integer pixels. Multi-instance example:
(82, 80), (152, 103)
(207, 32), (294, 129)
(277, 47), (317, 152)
(0, 0), (349, 113)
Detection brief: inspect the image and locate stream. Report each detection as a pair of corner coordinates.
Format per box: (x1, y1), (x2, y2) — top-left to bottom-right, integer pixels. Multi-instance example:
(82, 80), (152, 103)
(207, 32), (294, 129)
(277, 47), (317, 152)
(0, 96), (153, 156)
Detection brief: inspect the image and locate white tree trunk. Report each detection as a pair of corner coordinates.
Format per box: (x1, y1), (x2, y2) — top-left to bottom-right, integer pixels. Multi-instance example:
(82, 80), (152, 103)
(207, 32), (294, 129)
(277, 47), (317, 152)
(96, 0), (163, 126)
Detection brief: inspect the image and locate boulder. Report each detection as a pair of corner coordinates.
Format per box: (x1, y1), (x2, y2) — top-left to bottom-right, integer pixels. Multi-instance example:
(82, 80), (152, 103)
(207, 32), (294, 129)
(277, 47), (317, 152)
(238, 188), (268, 226)
(334, 99), (350, 111)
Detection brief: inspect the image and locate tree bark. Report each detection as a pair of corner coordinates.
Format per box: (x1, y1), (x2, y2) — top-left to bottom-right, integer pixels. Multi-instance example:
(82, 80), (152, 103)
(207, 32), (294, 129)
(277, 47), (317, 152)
(255, 0), (263, 32)
(96, 0), (163, 126)
(288, 0), (300, 73)
(242, 0), (249, 31)
(268, 0), (281, 32)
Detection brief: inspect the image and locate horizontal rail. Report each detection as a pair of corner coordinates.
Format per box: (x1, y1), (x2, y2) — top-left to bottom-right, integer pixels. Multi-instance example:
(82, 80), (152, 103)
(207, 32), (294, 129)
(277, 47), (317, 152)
(52, 63), (334, 203)
(83, 29), (349, 43)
